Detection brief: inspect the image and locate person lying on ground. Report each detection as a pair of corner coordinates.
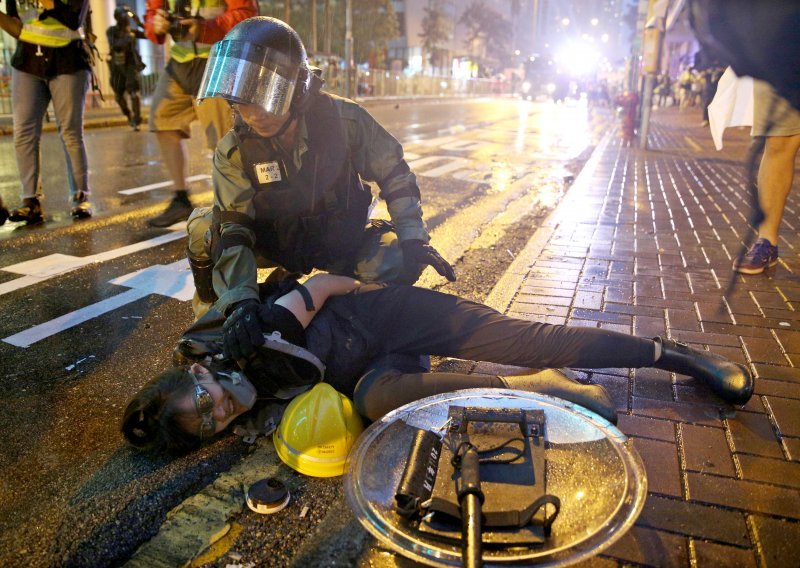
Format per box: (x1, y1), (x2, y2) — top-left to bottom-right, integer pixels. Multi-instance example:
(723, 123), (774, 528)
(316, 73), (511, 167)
(122, 274), (754, 454)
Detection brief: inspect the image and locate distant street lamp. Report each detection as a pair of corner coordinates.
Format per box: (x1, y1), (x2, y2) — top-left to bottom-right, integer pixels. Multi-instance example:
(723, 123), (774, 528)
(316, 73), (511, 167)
(561, 17), (570, 26)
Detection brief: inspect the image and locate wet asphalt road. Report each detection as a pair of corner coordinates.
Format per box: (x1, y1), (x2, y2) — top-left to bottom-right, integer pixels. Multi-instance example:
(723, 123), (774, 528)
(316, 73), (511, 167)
(0, 97), (607, 567)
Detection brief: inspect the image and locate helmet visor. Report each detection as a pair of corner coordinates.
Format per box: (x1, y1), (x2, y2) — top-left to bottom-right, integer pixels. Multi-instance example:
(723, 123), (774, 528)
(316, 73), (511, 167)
(197, 39), (301, 116)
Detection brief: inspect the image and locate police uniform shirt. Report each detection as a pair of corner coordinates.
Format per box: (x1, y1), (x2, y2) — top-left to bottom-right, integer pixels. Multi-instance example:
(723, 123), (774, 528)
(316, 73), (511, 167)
(210, 94), (430, 315)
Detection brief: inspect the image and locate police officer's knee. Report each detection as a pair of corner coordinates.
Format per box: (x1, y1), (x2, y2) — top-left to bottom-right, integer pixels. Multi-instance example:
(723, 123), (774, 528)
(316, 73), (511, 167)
(187, 206), (213, 258)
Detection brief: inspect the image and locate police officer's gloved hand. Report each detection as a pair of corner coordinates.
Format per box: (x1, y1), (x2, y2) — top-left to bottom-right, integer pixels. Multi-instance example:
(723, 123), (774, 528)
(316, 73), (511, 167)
(223, 299), (264, 362)
(401, 239), (456, 282)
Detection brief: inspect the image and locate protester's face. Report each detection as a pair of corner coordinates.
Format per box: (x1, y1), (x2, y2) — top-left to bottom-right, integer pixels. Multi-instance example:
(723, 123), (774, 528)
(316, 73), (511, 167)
(176, 363), (250, 437)
(233, 103), (292, 138)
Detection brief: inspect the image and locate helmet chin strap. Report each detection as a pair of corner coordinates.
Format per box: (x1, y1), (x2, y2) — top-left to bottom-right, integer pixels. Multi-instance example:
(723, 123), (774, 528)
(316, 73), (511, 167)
(271, 109), (297, 139)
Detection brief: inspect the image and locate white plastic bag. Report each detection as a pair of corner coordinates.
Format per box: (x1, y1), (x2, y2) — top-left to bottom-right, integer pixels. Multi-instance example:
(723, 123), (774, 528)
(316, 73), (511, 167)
(708, 66), (754, 150)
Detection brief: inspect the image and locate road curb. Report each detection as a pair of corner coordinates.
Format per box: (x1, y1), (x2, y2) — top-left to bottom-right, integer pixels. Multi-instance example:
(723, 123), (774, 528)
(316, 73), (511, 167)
(484, 130), (613, 314)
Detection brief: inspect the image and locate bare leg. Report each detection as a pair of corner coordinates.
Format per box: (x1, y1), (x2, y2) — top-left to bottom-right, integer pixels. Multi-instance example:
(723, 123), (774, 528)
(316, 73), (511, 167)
(148, 130), (194, 226)
(156, 130), (189, 190)
(757, 134), (800, 245)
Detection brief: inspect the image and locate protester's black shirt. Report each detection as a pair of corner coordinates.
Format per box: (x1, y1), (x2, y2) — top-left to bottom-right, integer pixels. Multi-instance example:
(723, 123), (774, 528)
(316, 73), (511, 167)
(262, 304), (306, 347)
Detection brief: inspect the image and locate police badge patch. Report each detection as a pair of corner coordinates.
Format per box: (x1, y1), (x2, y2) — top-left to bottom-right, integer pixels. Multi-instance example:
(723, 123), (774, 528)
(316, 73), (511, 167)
(255, 161), (282, 184)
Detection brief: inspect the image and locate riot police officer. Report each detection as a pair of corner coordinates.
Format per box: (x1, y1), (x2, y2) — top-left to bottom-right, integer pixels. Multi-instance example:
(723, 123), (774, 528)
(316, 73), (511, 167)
(107, 5), (146, 130)
(188, 17), (456, 321)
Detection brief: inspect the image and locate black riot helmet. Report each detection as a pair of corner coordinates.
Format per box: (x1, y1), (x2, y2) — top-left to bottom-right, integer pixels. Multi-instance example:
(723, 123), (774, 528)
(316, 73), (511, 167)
(197, 17), (321, 117)
(114, 5), (133, 25)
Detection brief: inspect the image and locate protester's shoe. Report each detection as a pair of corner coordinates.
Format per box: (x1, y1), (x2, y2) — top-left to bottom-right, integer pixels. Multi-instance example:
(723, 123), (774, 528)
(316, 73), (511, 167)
(0, 197), (8, 226)
(732, 238), (778, 274)
(9, 197), (44, 225)
(500, 369), (617, 424)
(130, 118), (141, 132)
(653, 336), (754, 405)
(70, 192), (93, 219)
(147, 191), (192, 227)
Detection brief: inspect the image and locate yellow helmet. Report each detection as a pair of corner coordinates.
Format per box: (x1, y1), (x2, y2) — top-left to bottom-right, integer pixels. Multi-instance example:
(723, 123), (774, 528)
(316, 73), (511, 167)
(274, 383), (364, 477)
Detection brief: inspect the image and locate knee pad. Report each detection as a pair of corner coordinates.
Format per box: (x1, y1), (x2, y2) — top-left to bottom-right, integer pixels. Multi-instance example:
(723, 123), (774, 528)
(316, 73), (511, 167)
(186, 206), (214, 258)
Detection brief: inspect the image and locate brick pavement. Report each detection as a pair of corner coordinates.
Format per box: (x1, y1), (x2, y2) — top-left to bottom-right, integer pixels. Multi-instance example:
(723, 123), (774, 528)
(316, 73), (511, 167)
(486, 106), (800, 567)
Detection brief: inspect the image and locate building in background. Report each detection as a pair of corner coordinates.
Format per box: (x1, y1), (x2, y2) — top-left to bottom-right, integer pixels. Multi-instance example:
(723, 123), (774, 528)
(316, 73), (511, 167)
(387, 0), (633, 83)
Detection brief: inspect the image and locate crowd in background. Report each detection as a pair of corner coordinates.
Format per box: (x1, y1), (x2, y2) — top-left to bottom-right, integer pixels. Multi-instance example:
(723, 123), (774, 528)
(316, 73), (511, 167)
(654, 65), (725, 125)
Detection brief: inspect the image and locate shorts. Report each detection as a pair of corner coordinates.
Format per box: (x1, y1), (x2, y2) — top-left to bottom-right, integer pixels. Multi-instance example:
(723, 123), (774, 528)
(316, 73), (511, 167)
(752, 80), (800, 137)
(149, 67), (233, 149)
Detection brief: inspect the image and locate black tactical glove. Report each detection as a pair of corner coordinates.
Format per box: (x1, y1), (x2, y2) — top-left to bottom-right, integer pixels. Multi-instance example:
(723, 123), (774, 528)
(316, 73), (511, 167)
(223, 299), (263, 362)
(401, 239), (456, 282)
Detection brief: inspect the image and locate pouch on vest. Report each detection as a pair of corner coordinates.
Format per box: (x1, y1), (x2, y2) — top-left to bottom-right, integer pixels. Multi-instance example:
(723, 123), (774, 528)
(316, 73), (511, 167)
(240, 94), (373, 274)
(394, 406), (560, 548)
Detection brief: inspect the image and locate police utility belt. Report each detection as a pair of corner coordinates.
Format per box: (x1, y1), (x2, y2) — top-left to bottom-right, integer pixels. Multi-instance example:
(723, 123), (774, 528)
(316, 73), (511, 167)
(394, 406), (561, 547)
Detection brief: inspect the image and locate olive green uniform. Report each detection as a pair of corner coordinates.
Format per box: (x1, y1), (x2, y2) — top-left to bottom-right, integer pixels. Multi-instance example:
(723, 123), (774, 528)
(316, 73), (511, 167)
(187, 93), (430, 315)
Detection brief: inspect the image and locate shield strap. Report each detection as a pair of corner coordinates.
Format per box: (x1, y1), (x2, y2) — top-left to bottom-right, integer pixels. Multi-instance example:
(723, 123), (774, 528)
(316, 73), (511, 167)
(394, 406), (561, 547)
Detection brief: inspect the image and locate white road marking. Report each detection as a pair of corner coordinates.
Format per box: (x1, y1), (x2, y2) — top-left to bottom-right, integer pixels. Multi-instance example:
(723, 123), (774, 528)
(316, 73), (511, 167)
(0, 228), (186, 296)
(108, 259), (194, 300)
(3, 259), (193, 347)
(2, 113), (577, 346)
(420, 157), (470, 178)
(410, 135), (458, 148)
(117, 174), (211, 196)
(3, 288), (150, 348)
(439, 139), (484, 151)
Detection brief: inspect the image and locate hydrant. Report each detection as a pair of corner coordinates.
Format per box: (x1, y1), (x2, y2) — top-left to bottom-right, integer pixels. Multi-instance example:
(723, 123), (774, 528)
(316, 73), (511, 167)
(615, 91), (639, 141)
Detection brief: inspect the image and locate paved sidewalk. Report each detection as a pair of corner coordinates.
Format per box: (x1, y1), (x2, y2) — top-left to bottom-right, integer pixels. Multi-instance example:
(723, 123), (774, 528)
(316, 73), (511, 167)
(483, 106), (800, 567)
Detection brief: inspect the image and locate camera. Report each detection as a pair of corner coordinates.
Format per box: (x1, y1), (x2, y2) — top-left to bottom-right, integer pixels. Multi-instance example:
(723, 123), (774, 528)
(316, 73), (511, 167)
(167, 0), (193, 41)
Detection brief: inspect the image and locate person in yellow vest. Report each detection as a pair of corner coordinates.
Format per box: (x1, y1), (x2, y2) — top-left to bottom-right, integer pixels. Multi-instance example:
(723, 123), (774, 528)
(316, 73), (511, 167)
(0, 0), (94, 225)
(144, 0), (257, 228)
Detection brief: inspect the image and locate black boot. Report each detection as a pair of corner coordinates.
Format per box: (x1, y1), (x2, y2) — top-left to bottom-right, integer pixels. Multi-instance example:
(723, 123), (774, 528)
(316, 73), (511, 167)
(653, 337), (754, 405)
(70, 191), (93, 219)
(9, 197), (44, 225)
(147, 190), (193, 227)
(500, 369), (618, 424)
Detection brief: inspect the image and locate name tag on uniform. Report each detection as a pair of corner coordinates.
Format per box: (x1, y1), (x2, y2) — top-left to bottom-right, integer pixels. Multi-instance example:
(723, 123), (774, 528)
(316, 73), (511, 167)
(254, 161), (282, 184)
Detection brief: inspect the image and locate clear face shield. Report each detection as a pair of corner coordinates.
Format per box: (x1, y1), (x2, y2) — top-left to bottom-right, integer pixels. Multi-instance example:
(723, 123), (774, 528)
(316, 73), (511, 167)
(197, 39), (301, 117)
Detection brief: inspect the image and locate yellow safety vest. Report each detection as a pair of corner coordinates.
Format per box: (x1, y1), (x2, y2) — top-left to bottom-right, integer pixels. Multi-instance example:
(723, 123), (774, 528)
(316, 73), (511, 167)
(18, 7), (84, 48)
(167, 0), (226, 63)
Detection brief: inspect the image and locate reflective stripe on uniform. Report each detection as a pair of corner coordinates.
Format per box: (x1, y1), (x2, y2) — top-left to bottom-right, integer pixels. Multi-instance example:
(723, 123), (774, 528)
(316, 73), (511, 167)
(19, 16), (84, 47)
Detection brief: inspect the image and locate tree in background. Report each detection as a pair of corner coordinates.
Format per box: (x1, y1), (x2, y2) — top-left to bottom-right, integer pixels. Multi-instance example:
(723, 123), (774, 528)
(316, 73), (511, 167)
(351, 0), (398, 67)
(419, 0), (452, 74)
(459, 0), (512, 76)
(264, 0), (397, 66)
